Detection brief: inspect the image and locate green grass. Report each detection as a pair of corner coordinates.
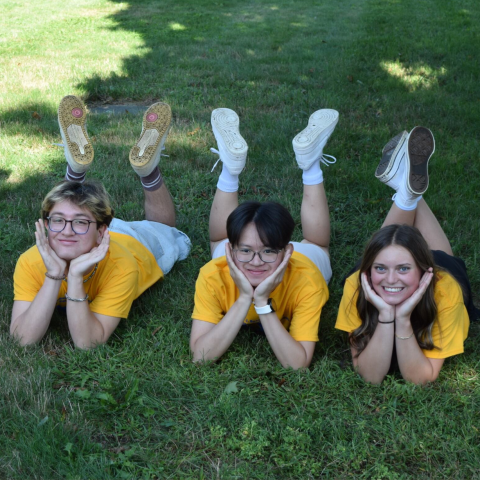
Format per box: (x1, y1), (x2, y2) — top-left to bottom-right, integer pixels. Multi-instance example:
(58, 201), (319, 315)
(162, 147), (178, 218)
(1, 0), (480, 477)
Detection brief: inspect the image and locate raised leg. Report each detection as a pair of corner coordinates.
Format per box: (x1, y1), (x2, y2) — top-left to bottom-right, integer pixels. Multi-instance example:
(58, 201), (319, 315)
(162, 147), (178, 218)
(413, 199), (453, 254)
(300, 183), (330, 256)
(209, 189), (238, 255)
(144, 181), (176, 227)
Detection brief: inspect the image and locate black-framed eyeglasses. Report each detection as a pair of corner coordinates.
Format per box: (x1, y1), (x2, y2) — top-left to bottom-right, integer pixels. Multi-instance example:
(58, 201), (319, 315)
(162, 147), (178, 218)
(47, 216), (97, 235)
(233, 248), (283, 263)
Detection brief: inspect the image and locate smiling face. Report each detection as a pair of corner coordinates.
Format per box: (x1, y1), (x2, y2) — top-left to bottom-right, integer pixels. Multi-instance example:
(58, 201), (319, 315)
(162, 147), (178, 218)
(232, 222), (285, 287)
(46, 200), (105, 261)
(370, 244), (422, 306)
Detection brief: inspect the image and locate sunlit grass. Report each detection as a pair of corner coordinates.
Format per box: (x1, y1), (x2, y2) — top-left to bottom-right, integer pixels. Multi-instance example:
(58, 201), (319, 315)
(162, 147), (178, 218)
(380, 60), (448, 92)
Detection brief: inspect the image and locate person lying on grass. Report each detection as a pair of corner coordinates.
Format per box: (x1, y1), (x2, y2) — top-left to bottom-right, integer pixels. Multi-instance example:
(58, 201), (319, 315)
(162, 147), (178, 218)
(190, 107), (339, 369)
(11, 95), (190, 349)
(335, 127), (479, 384)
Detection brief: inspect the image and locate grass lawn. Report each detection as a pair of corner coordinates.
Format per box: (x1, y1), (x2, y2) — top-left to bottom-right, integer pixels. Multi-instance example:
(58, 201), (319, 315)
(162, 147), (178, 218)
(1, 0), (480, 477)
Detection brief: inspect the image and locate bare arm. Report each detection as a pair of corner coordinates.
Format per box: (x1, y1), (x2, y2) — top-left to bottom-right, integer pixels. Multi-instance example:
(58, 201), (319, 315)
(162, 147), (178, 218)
(190, 244), (253, 362)
(394, 269), (444, 384)
(253, 244), (314, 369)
(10, 220), (67, 345)
(258, 311), (315, 368)
(190, 295), (252, 361)
(64, 231), (120, 349)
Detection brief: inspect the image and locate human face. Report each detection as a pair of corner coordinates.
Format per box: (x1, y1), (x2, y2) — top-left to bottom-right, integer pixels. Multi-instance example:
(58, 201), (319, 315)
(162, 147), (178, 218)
(232, 222), (285, 287)
(369, 245), (421, 306)
(45, 200), (105, 262)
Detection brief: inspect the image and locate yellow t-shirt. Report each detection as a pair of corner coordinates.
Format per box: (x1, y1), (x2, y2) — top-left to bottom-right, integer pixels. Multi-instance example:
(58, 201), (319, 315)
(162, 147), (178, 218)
(335, 270), (470, 359)
(13, 232), (163, 319)
(192, 252), (329, 342)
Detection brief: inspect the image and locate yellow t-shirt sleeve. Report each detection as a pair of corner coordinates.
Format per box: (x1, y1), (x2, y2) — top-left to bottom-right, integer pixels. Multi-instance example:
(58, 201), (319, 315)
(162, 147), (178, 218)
(88, 268), (139, 319)
(335, 272), (361, 333)
(13, 249), (44, 302)
(423, 273), (469, 359)
(192, 268), (226, 324)
(288, 284), (327, 342)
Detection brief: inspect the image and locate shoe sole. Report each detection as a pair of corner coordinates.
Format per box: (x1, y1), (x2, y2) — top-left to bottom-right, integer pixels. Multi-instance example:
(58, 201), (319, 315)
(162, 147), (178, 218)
(58, 95), (94, 170)
(406, 126), (435, 195)
(375, 131), (408, 182)
(292, 109), (339, 154)
(129, 103), (172, 175)
(211, 108), (248, 171)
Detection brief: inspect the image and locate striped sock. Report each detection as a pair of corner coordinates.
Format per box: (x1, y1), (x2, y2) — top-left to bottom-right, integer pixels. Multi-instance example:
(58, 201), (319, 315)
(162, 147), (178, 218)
(65, 165), (86, 183)
(140, 166), (164, 191)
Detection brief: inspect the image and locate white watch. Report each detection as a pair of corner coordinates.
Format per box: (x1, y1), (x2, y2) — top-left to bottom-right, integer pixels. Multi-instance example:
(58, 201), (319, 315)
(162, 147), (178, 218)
(254, 299), (275, 315)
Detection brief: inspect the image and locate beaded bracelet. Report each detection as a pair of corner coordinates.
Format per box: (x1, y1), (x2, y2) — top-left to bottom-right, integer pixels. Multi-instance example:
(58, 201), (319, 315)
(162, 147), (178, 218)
(45, 272), (66, 281)
(65, 293), (89, 302)
(395, 331), (414, 340)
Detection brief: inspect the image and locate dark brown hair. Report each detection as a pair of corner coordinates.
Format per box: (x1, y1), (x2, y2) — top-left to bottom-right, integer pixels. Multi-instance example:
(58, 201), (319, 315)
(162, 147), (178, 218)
(227, 201), (295, 250)
(350, 224), (438, 356)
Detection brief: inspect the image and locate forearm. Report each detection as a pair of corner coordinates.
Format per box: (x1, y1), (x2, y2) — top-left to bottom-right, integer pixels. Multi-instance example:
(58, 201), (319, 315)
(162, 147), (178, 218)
(66, 278), (106, 349)
(192, 296), (251, 362)
(355, 321), (394, 384)
(259, 313), (311, 369)
(395, 318), (437, 384)
(10, 279), (62, 344)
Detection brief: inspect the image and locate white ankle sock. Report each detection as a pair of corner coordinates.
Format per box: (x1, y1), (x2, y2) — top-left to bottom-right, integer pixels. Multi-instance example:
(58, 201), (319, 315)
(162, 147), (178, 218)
(217, 163), (239, 192)
(392, 193), (422, 211)
(302, 160), (324, 185)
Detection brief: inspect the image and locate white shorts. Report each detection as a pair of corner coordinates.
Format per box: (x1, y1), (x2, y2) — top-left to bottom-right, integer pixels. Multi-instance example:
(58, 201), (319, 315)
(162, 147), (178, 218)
(212, 239), (332, 284)
(109, 218), (191, 274)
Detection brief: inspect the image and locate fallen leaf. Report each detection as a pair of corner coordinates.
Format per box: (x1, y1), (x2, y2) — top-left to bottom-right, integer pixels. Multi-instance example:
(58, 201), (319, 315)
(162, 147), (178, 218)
(32, 111), (41, 119)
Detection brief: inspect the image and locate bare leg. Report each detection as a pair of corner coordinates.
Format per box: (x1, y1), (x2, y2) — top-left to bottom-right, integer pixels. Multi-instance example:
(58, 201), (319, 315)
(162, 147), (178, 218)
(209, 189), (239, 255)
(144, 181), (176, 227)
(300, 183), (330, 256)
(413, 199), (453, 254)
(381, 203), (416, 228)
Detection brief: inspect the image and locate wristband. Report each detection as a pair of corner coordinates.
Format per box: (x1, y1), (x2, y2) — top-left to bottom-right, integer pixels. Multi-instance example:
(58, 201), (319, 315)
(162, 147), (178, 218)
(65, 293), (89, 302)
(377, 319), (394, 324)
(395, 331), (414, 340)
(254, 299), (275, 315)
(45, 272), (66, 281)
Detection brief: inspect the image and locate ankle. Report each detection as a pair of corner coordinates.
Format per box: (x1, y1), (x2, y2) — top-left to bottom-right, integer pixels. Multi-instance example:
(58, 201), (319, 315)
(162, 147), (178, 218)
(302, 160), (324, 185)
(217, 163), (239, 193)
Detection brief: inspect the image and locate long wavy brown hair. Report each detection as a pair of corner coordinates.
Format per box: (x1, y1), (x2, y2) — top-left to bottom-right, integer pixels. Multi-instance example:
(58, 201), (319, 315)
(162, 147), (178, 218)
(350, 224), (439, 356)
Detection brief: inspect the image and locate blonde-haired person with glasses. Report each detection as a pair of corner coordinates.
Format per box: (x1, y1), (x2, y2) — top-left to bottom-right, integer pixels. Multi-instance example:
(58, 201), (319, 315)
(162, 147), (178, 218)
(11, 96), (190, 349)
(190, 108), (339, 369)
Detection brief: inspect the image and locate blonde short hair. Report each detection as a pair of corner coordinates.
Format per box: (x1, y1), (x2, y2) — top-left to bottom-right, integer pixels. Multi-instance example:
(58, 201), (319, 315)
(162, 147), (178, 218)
(41, 180), (114, 227)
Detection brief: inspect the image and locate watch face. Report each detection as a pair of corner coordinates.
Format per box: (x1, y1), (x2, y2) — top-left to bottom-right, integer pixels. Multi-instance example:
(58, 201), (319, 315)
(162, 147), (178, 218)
(268, 298), (276, 312)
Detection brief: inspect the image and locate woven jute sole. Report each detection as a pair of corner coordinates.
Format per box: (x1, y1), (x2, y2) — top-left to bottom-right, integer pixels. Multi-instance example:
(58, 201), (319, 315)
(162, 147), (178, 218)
(58, 95), (94, 168)
(375, 130), (408, 181)
(407, 126), (435, 195)
(129, 103), (172, 174)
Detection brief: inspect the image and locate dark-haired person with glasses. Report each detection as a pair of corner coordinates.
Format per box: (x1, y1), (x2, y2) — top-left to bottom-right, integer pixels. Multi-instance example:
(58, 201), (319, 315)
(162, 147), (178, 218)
(190, 108), (338, 369)
(11, 96), (190, 348)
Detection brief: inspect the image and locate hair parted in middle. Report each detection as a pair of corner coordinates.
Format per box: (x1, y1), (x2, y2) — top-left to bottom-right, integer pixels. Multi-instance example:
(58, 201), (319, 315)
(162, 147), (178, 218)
(227, 201), (295, 251)
(350, 224), (439, 356)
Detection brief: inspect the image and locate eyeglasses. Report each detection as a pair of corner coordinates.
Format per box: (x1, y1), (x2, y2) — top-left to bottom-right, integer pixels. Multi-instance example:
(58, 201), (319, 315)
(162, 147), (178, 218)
(233, 248), (283, 263)
(47, 216), (97, 235)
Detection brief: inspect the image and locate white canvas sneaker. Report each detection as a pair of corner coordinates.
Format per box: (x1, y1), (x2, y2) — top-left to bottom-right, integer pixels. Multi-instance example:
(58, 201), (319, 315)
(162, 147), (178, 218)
(129, 102), (172, 177)
(405, 126), (435, 195)
(210, 108), (248, 175)
(375, 130), (408, 186)
(57, 95), (94, 173)
(292, 109), (339, 170)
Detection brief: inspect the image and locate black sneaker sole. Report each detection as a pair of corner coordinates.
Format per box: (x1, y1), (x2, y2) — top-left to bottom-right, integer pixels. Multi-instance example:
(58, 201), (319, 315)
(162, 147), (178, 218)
(407, 126), (435, 195)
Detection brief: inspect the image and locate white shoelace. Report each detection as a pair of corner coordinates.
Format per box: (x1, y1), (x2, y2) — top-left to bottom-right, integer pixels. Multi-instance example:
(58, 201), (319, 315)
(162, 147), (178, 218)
(210, 147), (221, 172)
(319, 154), (337, 166)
